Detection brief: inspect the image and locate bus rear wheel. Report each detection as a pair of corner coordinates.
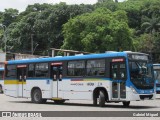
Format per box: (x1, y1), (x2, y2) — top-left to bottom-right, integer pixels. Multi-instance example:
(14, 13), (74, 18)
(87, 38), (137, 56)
(31, 89), (47, 104)
(123, 101), (130, 107)
(0, 85), (3, 94)
(93, 97), (97, 106)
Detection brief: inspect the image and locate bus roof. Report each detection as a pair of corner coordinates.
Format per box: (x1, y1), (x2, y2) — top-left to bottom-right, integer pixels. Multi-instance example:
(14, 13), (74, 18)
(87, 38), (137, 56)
(6, 52), (146, 65)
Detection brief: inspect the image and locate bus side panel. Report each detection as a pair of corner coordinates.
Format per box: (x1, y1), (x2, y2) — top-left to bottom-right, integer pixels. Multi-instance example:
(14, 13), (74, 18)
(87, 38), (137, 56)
(4, 84), (18, 97)
(61, 79), (111, 100)
(62, 80), (93, 100)
(0, 80), (4, 91)
(24, 79), (52, 98)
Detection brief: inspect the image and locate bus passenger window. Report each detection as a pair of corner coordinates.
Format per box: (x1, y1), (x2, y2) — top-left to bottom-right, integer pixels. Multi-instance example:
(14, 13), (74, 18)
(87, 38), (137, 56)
(67, 61), (85, 76)
(87, 59), (105, 76)
(6, 65), (16, 78)
(28, 64), (35, 77)
(35, 63), (48, 78)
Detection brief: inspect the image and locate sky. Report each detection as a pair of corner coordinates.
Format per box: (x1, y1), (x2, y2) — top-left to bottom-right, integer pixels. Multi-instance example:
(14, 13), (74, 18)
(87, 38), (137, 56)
(0, 0), (124, 12)
(0, 0), (96, 12)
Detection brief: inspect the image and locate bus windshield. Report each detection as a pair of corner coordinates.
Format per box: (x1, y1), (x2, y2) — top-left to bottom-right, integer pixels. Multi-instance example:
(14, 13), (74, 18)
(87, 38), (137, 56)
(129, 61), (154, 89)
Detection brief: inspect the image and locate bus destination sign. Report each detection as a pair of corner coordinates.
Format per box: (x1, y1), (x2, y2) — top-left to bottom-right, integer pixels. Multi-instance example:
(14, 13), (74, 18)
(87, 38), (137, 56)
(129, 54), (148, 61)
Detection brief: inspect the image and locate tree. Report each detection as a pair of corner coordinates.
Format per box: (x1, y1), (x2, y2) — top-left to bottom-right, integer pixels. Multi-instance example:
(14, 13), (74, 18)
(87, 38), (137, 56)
(140, 17), (160, 59)
(141, 17), (160, 34)
(1, 8), (19, 27)
(95, 0), (118, 12)
(62, 8), (133, 52)
(4, 3), (94, 54)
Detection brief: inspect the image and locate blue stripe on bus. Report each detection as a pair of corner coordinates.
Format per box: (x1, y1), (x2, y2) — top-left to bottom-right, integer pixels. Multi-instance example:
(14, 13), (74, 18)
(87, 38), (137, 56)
(5, 78), (112, 81)
(7, 52), (128, 64)
(26, 78), (112, 81)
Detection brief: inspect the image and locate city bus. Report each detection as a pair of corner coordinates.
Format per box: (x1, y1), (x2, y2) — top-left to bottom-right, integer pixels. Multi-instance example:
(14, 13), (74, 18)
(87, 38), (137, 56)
(153, 64), (160, 96)
(4, 51), (155, 107)
(0, 68), (4, 93)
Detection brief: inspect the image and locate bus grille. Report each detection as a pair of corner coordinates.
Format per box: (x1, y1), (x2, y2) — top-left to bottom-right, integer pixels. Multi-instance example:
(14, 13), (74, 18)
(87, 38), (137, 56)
(139, 95), (153, 100)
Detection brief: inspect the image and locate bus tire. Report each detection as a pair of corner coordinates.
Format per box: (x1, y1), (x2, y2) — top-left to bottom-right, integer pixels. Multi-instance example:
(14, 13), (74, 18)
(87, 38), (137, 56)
(0, 85), (3, 94)
(31, 89), (46, 104)
(123, 101), (130, 107)
(93, 97), (97, 106)
(98, 90), (105, 107)
(54, 100), (65, 104)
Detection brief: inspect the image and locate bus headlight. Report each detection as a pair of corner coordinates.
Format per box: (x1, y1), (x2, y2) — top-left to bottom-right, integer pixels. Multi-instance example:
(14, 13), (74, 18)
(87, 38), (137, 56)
(150, 90), (154, 93)
(130, 86), (137, 94)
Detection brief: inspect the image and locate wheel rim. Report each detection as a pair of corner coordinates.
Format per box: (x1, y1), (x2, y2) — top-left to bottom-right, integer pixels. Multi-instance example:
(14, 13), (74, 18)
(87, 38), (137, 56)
(98, 91), (105, 106)
(34, 91), (40, 101)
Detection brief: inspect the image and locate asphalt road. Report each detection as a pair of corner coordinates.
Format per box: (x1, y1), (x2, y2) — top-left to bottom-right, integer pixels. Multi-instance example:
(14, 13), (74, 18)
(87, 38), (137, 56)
(0, 94), (160, 120)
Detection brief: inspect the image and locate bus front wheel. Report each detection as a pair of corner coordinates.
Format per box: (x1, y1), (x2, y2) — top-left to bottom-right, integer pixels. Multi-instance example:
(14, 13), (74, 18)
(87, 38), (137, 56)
(31, 89), (47, 104)
(98, 90), (105, 107)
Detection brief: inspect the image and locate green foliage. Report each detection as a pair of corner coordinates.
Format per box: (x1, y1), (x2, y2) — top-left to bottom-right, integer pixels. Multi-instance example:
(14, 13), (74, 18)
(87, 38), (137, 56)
(1, 8), (19, 27)
(133, 33), (154, 52)
(95, 0), (118, 12)
(141, 17), (160, 34)
(1, 3), (94, 54)
(0, 0), (159, 61)
(62, 8), (133, 52)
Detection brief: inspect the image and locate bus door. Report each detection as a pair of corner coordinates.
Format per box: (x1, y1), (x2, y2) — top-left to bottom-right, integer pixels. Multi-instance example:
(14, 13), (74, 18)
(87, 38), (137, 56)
(17, 65), (27, 97)
(111, 58), (127, 100)
(51, 62), (63, 98)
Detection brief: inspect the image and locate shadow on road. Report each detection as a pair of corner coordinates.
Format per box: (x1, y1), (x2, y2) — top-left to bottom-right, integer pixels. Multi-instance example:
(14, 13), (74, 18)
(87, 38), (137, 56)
(8, 100), (159, 109)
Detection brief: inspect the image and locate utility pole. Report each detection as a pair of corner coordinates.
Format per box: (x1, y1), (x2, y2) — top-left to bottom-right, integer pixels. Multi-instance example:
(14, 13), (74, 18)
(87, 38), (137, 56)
(31, 34), (33, 55)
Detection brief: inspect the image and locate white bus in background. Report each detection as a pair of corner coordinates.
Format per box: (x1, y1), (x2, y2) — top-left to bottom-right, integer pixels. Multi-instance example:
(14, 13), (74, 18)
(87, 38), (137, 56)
(0, 68), (4, 93)
(153, 64), (160, 98)
(0, 52), (5, 93)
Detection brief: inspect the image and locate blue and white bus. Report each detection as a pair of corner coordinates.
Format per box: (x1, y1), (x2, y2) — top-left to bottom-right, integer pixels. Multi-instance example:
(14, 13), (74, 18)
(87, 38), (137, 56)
(0, 68), (4, 93)
(4, 51), (155, 107)
(153, 64), (160, 95)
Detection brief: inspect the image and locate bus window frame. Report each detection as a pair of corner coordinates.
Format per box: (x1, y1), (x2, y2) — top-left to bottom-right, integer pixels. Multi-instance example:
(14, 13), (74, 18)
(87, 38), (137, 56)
(86, 59), (106, 77)
(5, 64), (17, 79)
(67, 60), (86, 77)
(34, 62), (49, 78)
(66, 58), (107, 78)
